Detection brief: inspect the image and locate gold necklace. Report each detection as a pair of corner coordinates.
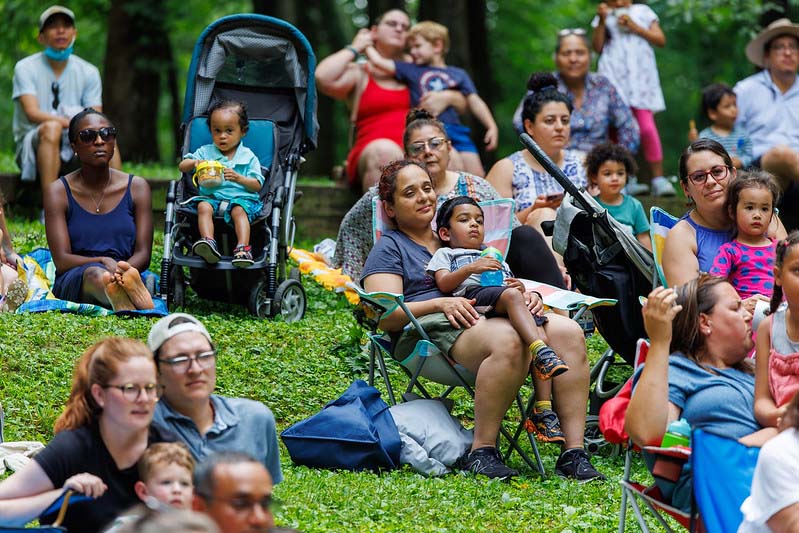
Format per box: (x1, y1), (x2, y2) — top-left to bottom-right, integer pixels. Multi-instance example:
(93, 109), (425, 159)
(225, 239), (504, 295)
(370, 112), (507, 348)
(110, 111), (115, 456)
(87, 175), (111, 214)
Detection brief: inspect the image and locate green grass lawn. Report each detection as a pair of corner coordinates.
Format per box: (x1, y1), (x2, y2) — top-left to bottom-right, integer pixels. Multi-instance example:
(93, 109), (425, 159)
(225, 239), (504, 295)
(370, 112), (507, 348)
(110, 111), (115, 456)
(0, 217), (666, 532)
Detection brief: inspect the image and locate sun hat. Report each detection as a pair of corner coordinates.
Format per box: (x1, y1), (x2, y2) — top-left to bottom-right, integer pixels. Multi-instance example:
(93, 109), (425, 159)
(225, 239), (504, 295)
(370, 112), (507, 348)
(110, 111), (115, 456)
(745, 18), (799, 68)
(148, 313), (212, 353)
(39, 5), (75, 32)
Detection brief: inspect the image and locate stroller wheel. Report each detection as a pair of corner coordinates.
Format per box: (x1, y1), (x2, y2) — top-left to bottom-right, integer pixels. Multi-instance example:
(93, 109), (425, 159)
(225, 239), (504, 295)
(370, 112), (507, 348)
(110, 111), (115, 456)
(168, 265), (185, 309)
(273, 279), (306, 322)
(584, 415), (621, 457)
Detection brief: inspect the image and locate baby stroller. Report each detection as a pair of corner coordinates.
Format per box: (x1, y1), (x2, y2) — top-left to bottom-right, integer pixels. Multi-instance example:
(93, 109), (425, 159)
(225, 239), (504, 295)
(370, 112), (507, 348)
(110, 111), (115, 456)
(520, 134), (655, 452)
(160, 14), (318, 321)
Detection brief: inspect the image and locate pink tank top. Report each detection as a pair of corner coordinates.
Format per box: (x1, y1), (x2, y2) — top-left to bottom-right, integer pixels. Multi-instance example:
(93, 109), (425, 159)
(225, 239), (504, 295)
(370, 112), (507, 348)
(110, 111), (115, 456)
(346, 70), (410, 185)
(769, 307), (799, 407)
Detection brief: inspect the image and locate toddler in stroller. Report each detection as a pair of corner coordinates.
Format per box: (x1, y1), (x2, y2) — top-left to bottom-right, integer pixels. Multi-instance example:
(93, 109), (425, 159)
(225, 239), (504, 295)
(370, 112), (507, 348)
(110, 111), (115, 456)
(178, 100), (264, 268)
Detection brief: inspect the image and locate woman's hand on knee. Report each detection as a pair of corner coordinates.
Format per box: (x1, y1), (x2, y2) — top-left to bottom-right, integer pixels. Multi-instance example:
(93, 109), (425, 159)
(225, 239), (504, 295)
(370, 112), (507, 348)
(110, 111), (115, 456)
(63, 473), (107, 499)
(438, 297), (480, 329)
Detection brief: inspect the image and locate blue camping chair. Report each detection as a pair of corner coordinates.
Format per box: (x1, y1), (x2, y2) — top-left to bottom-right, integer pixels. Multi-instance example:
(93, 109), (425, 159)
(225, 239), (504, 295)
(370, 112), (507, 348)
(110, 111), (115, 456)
(692, 428), (760, 532)
(0, 490), (90, 532)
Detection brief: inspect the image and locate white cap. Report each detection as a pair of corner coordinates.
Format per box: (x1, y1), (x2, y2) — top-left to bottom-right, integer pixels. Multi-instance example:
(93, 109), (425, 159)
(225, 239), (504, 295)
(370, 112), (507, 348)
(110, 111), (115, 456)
(148, 313), (212, 353)
(39, 5), (75, 32)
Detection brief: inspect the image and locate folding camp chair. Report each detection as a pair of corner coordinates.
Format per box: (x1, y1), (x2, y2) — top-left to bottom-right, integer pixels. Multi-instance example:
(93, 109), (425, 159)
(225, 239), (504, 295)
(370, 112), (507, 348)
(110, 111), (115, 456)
(353, 285), (546, 475)
(605, 339), (760, 532)
(650, 207), (680, 287)
(0, 490), (90, 531)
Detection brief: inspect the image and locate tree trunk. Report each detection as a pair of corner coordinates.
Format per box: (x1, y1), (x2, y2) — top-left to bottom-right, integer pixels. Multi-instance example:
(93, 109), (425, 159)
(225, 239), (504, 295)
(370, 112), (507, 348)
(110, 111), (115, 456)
(103, 0), (172, 162)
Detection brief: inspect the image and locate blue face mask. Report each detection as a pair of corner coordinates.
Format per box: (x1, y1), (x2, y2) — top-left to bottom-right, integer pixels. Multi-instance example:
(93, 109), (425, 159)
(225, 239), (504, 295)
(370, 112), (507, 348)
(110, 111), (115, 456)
(43, 38), (74, 61)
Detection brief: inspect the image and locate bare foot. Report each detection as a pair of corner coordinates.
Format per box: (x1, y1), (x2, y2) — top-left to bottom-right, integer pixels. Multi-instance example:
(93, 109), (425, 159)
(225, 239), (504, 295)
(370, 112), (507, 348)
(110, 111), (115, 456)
(102, 271), (135, 311)
(115, 261), (154, 310)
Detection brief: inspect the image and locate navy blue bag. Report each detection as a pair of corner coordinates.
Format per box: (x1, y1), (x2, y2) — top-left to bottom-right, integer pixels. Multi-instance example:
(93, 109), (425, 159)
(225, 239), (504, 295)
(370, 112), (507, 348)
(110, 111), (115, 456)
(280, 380), (401, 471)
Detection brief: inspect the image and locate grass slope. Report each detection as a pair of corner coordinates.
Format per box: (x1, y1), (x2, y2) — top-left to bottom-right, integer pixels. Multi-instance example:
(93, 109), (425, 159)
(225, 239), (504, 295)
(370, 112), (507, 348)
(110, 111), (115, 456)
(0, 218), (664, 532)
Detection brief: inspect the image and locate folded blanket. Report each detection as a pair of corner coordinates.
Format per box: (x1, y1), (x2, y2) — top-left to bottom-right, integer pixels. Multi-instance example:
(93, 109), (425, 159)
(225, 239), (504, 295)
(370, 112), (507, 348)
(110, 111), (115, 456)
(15, 248), (167, 317)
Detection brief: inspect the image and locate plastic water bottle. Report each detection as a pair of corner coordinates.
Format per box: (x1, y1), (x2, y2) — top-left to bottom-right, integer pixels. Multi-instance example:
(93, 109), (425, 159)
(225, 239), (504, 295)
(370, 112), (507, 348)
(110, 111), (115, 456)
(661, 418), (691, 448)
(479, 247), (505, 287)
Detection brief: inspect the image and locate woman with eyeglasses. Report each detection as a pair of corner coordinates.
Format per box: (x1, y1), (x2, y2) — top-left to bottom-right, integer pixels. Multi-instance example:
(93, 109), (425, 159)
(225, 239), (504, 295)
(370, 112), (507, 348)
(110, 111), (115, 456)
(512, 29), (639, 157)
(43, 108), (154, 311)
(334, 108), (565, 288)
(315, 9), (465, 193)
(0, 337), (169, 532)
(662, 139), (786, 312)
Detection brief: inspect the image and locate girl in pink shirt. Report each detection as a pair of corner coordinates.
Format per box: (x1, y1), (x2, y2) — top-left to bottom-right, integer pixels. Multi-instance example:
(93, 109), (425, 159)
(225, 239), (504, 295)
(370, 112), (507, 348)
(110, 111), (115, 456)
(710, 171), (780, 299)
(755, 231), (799, 429)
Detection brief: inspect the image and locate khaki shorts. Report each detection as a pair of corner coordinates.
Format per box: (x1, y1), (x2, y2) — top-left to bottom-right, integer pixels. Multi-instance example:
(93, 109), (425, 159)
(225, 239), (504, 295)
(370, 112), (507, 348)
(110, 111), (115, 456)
(391, 312), (466, 362)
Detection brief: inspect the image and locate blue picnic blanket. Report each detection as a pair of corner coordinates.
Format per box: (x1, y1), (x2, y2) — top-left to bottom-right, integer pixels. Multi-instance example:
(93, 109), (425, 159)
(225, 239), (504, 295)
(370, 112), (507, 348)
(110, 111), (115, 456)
(15, 248), (167, 317)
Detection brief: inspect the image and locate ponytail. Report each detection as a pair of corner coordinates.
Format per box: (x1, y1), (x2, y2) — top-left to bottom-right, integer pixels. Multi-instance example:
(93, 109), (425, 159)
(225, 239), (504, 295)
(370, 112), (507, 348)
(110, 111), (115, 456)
(54, 337), (153, 433)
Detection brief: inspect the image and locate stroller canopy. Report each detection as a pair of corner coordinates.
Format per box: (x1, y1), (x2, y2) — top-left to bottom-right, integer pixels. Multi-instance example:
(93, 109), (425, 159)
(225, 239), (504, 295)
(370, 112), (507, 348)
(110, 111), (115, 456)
(183, 14), (318, 150)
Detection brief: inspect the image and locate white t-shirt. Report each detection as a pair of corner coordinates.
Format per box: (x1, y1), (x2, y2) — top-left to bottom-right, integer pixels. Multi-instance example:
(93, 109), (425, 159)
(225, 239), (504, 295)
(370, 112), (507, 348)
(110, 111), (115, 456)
(12, 52), (102, 143)
(592, 4), (665, 112)
(738, 428), (799, 532)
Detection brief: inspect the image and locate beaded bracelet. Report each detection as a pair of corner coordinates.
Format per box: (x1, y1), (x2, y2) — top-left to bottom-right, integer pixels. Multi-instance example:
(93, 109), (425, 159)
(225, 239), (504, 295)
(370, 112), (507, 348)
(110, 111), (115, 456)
(345, 45), (359, 58)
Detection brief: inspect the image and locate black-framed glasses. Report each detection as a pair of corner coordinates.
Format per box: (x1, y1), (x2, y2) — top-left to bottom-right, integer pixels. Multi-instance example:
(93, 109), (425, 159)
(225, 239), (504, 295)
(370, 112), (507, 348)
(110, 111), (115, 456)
(77, 127), (118, 144)
(686, 165), (731, 185)
(407, 137), (447, 156)
(557, 28), (587, 37)
(104, 383), (164, 402)
(51, 82), (60, 110)
(158, 350), (217, 373)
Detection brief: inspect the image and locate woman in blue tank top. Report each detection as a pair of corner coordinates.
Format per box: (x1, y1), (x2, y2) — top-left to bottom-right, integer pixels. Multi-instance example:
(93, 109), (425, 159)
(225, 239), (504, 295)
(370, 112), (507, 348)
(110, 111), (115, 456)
(662, 139), (785, 315)
(43, 108), (154, 310)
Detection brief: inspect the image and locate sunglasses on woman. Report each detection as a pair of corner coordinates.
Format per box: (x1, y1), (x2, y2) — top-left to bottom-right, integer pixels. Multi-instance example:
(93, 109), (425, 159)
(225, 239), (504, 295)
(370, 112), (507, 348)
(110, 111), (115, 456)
(686, 165), (731, 185)
(77, 127), (118, 144)
(407, 137), (447, 156)
(557, 28), (587, 37)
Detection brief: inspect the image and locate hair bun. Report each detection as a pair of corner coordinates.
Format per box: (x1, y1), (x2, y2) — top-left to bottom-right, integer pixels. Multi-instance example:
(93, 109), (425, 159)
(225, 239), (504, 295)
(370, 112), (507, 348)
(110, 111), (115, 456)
(527, 72), (559, 92)
(406, 108), (435, 126)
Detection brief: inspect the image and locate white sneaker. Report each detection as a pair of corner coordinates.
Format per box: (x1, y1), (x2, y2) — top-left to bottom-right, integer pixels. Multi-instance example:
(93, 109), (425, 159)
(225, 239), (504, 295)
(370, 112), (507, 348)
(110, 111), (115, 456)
(625, 176), (649, 196)
(652, 176), (676, 197)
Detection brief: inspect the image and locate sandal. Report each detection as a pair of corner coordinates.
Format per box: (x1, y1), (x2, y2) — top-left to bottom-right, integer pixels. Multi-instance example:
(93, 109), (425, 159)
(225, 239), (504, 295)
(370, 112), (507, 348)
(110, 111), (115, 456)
(232, 244), (254, 268)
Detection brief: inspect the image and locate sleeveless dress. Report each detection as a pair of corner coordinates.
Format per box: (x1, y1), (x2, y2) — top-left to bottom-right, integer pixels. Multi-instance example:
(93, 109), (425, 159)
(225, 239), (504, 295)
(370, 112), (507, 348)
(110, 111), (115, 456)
(680, 212), (731, 273)
(52, 175), (137, 302)
(507, 149), (587, 212)
(345, 69), (410, 185)
(769, 307), (799, 407)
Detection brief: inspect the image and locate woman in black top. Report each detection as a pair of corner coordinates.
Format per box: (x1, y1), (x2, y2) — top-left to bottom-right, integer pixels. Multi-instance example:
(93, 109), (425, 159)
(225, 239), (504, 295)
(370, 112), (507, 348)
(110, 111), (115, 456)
(0, 337), (166, 532)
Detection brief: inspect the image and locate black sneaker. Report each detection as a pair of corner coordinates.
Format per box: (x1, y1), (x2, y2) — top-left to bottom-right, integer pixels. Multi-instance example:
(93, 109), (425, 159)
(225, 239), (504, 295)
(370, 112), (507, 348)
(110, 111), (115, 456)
(532, 345), (569, 380)
(458, 446), (518, 480)
(555, 448), (606, 482)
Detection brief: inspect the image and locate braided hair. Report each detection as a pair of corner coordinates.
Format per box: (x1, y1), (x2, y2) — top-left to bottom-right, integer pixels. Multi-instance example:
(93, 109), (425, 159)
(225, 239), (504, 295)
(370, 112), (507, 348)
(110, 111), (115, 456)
(770, 230), (799, 314)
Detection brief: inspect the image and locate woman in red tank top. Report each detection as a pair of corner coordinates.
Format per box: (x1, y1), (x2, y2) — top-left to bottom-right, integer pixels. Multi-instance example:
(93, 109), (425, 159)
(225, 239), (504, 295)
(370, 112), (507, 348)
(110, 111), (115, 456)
(316, 9), (466, 193)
